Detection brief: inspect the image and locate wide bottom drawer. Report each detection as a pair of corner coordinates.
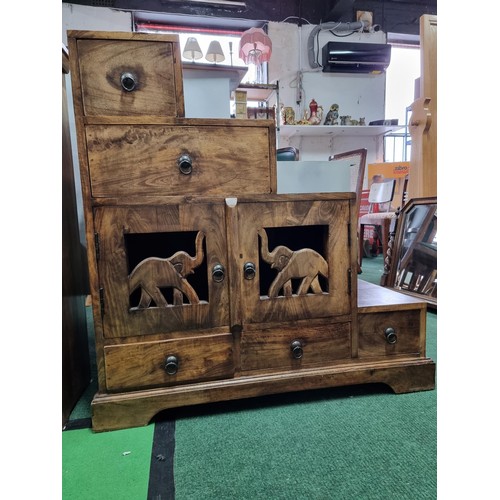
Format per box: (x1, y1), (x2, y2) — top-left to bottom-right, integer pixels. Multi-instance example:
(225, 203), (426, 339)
(240, 322), (351, 373)
(104, 333), (234, 392)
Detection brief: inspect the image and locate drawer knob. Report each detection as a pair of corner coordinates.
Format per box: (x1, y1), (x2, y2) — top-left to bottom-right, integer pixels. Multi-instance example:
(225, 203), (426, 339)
(384, 327), (398, 344)
(291, 340), (304, 359)
(164, 355), (179, 375)
(178, 154), (193, 175)
(212, 264), (225, 283)
(243, 262), (256, 280)
(120, 72), (137, 92)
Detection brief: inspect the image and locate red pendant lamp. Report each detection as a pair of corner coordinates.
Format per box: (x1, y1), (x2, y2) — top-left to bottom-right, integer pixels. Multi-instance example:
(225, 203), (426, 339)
(238, 27), (272, 66)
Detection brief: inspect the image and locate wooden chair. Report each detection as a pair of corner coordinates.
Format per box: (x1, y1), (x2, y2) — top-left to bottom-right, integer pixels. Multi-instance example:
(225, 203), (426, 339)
(329, 148), (367, 273)
(359, 176), (408, 270)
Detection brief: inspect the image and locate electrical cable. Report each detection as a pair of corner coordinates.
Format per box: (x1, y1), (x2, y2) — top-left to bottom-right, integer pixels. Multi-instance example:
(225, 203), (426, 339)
(280, 16), (312, 25)
(330, 30), (357, 37)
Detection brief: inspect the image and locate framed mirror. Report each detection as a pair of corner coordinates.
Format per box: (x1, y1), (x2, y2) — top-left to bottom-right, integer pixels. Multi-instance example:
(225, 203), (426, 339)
(382, 197), (437, 308)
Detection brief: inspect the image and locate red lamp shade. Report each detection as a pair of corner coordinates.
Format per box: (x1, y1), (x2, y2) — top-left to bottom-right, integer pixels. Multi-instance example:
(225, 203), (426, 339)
(238, 27), (272, 65)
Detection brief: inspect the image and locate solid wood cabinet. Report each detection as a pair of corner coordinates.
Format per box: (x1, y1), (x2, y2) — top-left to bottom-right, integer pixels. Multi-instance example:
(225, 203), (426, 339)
(68, 31), (435, 432)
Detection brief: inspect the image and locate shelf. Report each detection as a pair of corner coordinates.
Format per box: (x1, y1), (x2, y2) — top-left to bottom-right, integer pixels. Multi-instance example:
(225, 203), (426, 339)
(279, 125), (402, 138)
(233, 83), (278, 102)
(182, 63), (248, 92)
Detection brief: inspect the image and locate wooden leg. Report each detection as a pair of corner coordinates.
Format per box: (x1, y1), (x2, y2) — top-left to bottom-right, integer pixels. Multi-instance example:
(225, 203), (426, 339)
(381, 220), (391, 262)
(358, 225), (364, 273)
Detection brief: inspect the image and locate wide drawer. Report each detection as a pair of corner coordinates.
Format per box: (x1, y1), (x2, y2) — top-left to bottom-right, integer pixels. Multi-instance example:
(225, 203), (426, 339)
(76, 38), (184, 117)
(104, 333), (234, 391)
(86, 123), (276, 197)
(358, 310), (422, 358)
(240, 322), (351, 373)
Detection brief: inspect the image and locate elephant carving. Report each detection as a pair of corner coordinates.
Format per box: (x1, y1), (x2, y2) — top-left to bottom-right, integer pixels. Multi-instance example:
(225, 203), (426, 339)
(257, 228), (328, 298)
(129, 231), (205, 308)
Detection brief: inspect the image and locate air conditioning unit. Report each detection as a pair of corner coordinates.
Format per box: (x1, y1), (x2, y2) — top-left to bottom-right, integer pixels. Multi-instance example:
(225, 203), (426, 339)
(322, 42), (391, 74)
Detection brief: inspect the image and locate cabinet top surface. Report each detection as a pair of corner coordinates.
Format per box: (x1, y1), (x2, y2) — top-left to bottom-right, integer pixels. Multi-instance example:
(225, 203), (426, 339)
(67, 30), (180, 43)
(357, 280), (426, 310)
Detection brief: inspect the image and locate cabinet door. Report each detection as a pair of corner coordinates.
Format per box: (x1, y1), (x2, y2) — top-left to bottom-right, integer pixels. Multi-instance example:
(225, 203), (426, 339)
(94, 203), (229, 338)
(234, 197), (353, 325)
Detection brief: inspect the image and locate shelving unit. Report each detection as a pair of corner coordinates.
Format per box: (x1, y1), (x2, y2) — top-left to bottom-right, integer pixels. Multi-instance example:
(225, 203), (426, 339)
(279, 125), (402, 139)
(234, 82), (278, 102)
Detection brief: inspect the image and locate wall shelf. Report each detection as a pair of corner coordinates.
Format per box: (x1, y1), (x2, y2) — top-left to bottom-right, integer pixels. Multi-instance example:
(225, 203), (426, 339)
(279, 125), (402, 139)
(233, 83), (278, 102)
(183, 63), (248, 92)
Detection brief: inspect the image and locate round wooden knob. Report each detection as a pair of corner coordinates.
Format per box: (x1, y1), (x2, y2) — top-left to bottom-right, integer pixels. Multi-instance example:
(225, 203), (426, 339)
(164, 355), (179, 375)
(290, 340), (303, 359)
(178, 154), (193, 175)
(384, 327), (397, 344)
(120, 72), (137, 92)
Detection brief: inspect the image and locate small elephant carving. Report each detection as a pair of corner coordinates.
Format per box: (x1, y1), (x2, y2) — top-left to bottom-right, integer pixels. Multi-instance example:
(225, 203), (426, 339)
(258, 228), (328, 298)
(129, 231), (205, 308)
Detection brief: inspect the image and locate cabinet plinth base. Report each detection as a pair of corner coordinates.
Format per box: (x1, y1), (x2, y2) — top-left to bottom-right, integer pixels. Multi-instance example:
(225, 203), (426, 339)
(91, 357), (435, 432)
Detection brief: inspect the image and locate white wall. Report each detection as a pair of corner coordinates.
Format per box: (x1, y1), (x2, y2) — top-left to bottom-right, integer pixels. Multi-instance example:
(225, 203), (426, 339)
(62, 3), (131, 43)
(268, 21), (388, 165)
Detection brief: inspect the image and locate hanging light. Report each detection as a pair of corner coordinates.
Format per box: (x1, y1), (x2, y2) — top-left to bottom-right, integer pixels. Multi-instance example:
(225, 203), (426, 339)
(205, 40), (225, 64)
(238, 27), (272, 83)
(182, 37), (203, 62)
(239, 27), (272, 64)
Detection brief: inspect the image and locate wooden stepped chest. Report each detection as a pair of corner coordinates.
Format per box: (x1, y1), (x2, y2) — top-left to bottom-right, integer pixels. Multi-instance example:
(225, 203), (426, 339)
(67, 30), (435, 432)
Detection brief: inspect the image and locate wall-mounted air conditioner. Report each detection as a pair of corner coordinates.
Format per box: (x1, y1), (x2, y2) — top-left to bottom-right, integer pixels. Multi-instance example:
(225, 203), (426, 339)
(322, 42), (391, 74)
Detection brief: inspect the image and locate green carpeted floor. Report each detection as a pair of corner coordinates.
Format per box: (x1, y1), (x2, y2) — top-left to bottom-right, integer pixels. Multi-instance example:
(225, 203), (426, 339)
(63, 255), (437, 499)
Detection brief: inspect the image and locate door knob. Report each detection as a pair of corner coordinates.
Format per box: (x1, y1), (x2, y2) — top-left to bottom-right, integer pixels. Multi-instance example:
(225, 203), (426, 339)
(212, 264), (225, 283)
(243, 262), (256, 280)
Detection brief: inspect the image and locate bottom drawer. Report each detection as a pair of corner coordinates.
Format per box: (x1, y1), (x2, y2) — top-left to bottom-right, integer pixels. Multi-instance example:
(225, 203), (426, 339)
(358, 310), (422, 358)
(241, 322), (351, 373)
(104, 333), (234, 391)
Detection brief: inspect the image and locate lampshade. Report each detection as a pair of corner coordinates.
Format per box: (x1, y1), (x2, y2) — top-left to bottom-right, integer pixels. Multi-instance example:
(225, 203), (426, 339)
(183, 37), (203, 61)
(238, 27), (272, 65)
(205, 40), (225, 64)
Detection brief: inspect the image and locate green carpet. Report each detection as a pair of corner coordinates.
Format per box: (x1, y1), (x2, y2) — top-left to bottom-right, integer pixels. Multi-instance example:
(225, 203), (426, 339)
(173, 255), (436, 499)
(62, 426), (154, 499)
(174, 388), (436, 499)
(63, 254), (437, 499)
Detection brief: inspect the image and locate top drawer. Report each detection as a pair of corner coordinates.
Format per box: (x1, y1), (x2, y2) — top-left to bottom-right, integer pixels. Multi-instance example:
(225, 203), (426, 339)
(69, 32), (184, 117)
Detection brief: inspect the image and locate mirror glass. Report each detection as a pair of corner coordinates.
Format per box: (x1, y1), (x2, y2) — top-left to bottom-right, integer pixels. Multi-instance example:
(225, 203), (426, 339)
(386, 197), (437, 308)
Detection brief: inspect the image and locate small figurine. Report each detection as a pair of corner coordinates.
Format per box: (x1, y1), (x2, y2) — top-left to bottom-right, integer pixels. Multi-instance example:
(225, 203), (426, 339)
(340, 115), (351, 126)
(307, 99), (323, 125)
(323, 104), (339, 125)
(359, 117), (366, 126)
(281, 105), (296, 125)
